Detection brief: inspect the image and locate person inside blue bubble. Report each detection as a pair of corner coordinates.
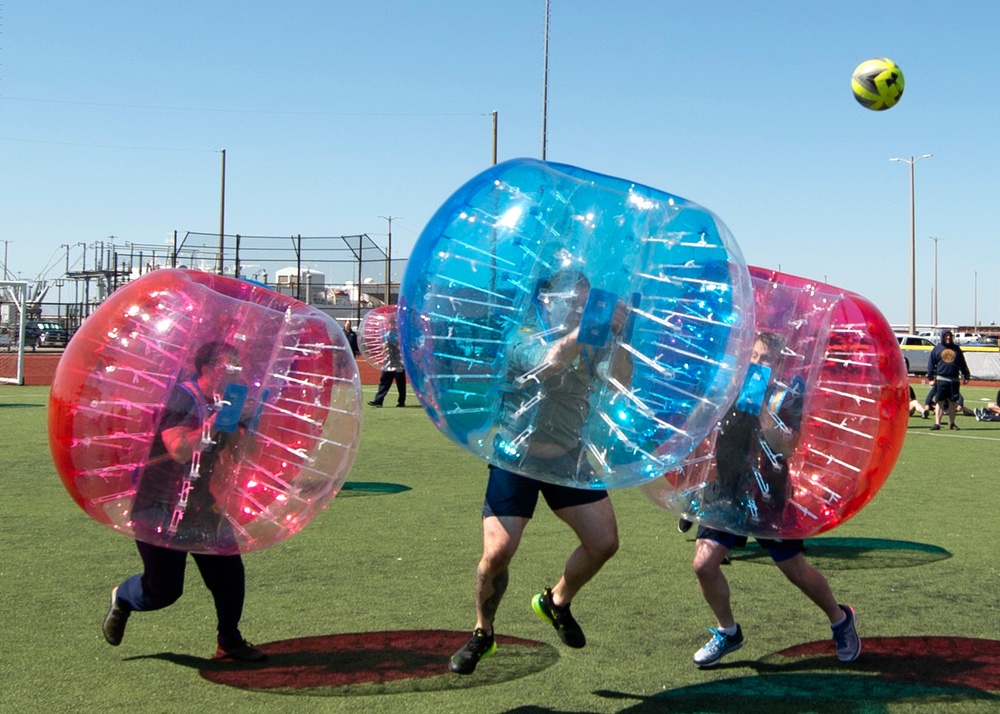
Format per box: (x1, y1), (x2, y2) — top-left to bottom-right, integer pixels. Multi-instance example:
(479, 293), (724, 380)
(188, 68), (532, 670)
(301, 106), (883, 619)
(680, 332), (860, 669)
(450, 270), (632, 675)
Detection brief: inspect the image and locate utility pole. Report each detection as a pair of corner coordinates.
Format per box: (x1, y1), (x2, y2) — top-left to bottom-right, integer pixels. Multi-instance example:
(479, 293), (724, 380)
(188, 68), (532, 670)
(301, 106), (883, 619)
(378, 216), (399, 306)
(491, 110), (498, 165)
(218, 149), (226, 274)
(929, 236), (941, 326)
(541, 0), (550, 160)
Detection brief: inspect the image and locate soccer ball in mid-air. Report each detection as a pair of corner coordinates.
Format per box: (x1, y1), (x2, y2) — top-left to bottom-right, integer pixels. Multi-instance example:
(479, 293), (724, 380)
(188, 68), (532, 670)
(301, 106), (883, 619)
(852, 57), (904, 111)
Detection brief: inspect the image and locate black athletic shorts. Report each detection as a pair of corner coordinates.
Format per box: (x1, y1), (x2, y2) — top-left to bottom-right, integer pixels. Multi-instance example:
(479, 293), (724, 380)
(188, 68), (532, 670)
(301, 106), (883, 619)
(483, 464), (609, 518)
(695, 525), (805, 563)
(934, 378), (960, 405)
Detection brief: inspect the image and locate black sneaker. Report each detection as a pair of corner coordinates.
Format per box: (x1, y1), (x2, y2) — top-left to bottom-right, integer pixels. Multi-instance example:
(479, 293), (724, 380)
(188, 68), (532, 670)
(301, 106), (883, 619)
(215, 639), (268, 662)
(678, 518), (693, 533)
(367, 401), (382, 408)
(929, 424), (940, 431)
(449, 627), (496, 674)
(531, 587), (586, 648)
(102, 585), (130, 646)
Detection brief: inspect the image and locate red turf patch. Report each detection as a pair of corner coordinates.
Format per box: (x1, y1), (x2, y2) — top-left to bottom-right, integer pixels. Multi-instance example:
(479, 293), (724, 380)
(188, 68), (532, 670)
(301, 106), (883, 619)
(777, 636), (1000, 692)
(200, 629), (547, 691)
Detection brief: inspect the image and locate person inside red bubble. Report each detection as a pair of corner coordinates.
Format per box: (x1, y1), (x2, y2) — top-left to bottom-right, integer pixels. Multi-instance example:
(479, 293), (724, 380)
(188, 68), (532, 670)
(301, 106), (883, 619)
(681, 333), (860, 668)
(101, 340), (267, 662)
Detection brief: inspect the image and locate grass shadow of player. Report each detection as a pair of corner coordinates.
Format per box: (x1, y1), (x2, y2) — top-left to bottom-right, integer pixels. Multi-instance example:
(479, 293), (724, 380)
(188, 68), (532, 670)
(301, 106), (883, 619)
(726, 537), (951, 570)
(339, 481), (412, 497)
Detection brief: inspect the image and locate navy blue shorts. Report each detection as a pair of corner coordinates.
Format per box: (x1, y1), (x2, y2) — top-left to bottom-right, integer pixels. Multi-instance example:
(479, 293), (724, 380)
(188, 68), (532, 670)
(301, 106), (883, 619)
(695, 525), (805, 563)
(483, 464), (609, 518)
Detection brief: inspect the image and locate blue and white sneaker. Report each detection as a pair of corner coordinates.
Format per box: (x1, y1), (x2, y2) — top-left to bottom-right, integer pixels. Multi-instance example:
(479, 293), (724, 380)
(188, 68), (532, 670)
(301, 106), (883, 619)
(693, 625), (744, 667)
(832, 604), (861, 662)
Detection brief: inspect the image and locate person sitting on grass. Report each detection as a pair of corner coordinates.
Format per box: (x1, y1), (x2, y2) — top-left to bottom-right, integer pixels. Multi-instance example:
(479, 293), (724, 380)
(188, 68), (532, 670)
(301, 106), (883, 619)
(974, 389), (1000, 422)
(908, 385), (929, 418)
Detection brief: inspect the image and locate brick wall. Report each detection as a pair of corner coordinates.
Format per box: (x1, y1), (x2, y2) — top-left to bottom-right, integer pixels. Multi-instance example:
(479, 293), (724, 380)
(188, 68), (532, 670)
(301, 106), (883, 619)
(20, 353), (385, 387)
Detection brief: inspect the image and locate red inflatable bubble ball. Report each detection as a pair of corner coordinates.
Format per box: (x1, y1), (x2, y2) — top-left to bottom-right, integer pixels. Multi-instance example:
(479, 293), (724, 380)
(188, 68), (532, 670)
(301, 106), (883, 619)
(48, 269), (362, 554)
(643, 267), (909, 539)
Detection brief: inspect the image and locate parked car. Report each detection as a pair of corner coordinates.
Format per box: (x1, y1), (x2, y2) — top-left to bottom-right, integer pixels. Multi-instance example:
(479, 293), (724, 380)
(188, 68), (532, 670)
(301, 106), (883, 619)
(963, 335), (1000, 348)
(954, 331), (981, 345)
(24, 320), (70, 349)
(896, 334), (935, 375)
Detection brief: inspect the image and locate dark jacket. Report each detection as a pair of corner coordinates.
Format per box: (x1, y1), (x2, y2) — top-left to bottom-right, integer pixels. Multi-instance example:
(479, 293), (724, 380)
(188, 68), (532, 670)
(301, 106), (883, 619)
(926, 339), (970, 382)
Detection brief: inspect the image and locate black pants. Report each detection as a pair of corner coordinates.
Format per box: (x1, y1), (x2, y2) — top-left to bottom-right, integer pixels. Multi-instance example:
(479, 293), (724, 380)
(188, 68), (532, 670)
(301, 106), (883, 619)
(116, 540), (246, 648)
(373, 370), (407, 406)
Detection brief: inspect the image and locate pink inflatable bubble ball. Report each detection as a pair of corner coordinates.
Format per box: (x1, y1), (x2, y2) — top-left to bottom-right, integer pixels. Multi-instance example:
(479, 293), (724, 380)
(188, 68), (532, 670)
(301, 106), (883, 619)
(358, 305), (403, 373)
(48, 269), (363, 554)
(644, 267), (909, 539)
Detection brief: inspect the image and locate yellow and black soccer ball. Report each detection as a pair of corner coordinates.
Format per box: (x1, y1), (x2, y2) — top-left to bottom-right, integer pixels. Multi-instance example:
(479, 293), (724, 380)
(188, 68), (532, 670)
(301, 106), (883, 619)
(851, 57), (904, 111)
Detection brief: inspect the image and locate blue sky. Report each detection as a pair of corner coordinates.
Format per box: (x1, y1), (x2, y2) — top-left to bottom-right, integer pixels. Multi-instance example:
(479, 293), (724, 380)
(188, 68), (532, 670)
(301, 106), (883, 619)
(1, 1), (998, 328)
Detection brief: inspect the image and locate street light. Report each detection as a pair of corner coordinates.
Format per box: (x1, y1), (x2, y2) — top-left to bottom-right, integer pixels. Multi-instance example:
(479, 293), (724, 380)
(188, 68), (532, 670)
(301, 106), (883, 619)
(929, 236), (941, 326)
(890, 154), (932, 335)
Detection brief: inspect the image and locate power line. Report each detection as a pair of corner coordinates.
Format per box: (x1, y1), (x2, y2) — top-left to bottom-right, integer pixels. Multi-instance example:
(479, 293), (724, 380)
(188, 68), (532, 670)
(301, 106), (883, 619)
(2, 96), (484, 118)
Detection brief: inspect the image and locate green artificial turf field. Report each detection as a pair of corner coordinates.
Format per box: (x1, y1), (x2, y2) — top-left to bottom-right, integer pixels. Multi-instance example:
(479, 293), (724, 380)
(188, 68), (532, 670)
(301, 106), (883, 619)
(1, 383), (998, 713)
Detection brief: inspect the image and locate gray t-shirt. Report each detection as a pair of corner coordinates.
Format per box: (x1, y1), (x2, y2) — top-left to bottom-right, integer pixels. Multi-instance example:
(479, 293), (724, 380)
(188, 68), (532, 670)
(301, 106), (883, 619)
(500, 332), (596, 454)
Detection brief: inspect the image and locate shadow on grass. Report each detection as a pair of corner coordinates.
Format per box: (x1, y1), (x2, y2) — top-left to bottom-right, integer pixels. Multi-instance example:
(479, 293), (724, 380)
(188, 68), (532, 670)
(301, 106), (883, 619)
(595, 636), (1000, 712)
(339, 481), (412, 497)
(128, 629), (558, 696)
(727, 537), (951, 570)
(0, 403), (45, 409)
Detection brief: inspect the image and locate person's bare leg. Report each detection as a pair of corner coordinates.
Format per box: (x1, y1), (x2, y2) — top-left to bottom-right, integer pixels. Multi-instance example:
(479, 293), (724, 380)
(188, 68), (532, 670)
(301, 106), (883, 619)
(549, 497), (619, 606)
(774, 554), (843, 624)
(474, 515), (528, 633)
(693, 538), (736, 628)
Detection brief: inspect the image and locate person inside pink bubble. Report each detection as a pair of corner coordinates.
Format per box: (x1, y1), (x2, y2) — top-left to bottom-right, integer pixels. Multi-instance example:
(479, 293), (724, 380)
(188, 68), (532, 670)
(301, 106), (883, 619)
(102, 341), (267, 662)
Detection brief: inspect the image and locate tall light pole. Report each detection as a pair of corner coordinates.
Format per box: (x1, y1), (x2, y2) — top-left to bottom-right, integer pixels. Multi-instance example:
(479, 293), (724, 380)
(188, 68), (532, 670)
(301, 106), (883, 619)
(890, 154), (933, 335)
(929, 236), (941, 326)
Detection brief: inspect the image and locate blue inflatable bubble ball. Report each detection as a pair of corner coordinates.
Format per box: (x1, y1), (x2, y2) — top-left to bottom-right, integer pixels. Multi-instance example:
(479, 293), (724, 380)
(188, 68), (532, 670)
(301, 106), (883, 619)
(398, 159), (755, 489)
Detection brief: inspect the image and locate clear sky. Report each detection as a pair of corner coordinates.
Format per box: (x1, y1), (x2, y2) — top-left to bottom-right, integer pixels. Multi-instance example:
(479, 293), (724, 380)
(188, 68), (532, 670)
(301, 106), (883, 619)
(1, 1), (998, 328)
